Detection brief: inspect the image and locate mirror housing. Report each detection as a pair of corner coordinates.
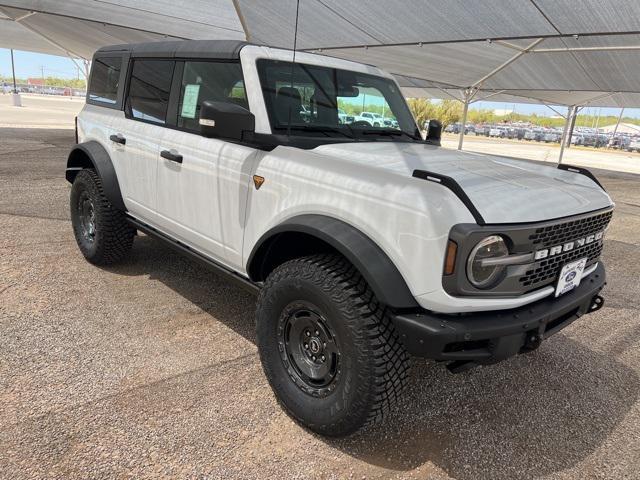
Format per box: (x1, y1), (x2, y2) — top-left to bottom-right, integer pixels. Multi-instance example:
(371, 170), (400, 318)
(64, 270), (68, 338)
(199, 100), (255, 141)
(425, 119), (442, 145)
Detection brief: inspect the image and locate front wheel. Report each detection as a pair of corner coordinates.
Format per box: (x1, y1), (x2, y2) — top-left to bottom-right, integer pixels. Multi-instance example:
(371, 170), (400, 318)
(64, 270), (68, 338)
(256, 254), (409, 436)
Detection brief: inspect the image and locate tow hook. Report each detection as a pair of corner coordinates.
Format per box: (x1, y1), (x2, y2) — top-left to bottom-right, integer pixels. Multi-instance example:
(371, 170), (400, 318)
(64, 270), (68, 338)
(589, 295), (605, 313)
(521, 333), (542, 353)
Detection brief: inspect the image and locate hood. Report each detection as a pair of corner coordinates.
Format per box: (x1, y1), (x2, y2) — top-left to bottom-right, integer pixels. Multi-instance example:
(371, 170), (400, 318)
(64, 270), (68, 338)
(312, 142), (613, 224)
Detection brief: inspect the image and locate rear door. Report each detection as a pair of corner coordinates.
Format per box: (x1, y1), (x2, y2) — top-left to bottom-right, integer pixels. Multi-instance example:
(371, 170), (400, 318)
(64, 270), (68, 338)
(110, 59), (175, 224)
(82, 54), (126, 158)
(155, 60), (258, 269)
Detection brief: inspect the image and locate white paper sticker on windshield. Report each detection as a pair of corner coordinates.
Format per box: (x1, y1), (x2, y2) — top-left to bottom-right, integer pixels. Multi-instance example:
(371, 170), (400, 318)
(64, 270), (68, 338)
(181, 84), (200, 119)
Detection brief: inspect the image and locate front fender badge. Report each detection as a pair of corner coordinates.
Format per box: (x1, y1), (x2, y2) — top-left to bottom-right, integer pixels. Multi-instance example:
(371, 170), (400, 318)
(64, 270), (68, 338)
(253, 175), (265, 190)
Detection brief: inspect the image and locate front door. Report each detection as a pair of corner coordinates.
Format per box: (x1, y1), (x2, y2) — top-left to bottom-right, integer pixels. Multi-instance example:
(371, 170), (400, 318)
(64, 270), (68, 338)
(154, 60), (258, 269)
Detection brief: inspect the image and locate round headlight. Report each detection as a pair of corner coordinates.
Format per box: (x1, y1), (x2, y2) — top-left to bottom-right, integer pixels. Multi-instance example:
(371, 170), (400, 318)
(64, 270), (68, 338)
(467, 235), (509, 288)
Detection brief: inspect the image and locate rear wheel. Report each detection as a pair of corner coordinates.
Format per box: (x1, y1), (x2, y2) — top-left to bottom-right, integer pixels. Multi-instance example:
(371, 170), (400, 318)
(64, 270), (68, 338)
(256, 254), (409, 436)
(70, 169), (135, 265)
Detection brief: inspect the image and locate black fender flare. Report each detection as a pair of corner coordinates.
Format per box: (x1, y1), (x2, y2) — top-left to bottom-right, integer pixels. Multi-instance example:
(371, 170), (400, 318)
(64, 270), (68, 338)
(65, 141), (126, 211)
(247, 215), (419, 309)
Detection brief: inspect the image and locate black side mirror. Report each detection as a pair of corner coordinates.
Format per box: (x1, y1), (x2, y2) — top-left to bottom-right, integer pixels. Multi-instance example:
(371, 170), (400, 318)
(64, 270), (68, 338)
(426, 119), (442, 145)
(199, 100), (255, 141)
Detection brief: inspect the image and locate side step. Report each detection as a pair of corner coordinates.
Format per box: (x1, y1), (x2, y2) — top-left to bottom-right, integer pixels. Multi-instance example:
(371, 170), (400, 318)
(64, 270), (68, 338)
(127, 216), (260, 295)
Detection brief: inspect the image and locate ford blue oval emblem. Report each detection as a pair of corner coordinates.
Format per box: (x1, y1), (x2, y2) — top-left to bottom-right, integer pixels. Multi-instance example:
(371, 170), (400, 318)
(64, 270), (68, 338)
(566, 271), (577, 282)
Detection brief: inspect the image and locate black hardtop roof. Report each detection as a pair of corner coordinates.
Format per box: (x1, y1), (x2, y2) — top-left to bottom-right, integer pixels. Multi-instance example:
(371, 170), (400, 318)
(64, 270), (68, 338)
(95, 40), (250, 60)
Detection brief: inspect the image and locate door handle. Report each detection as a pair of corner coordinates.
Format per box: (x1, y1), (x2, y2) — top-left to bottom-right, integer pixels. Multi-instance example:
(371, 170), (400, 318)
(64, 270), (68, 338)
(109, 134), (126, 145)
(161, 149), (183, 164)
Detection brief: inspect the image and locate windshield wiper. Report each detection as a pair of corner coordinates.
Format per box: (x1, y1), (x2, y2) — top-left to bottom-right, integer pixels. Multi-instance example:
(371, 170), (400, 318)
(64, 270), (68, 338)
(287, 125), (355, 139)
(359, 129), (421, 141)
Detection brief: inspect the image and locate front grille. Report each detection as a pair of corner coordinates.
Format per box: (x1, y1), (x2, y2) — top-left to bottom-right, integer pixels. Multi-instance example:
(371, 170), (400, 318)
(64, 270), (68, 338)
(519, 210), (612, 290)
(519, 241), (603, 288)
(528, 210), (612, 247)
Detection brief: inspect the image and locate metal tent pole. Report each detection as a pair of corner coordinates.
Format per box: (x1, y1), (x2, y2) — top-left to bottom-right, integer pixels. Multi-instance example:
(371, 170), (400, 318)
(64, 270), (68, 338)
(566, 107), (579, 149)
(458, 96), (469, 150)
(558, 105), (574, 164)
(10, 48), (17, 92)
(9, 49), (21, 107)
(611, 107), (625, 141)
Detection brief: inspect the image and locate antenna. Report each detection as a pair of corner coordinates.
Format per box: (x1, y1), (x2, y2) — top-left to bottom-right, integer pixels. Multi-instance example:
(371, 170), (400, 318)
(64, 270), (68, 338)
(287, 0), (301, 137)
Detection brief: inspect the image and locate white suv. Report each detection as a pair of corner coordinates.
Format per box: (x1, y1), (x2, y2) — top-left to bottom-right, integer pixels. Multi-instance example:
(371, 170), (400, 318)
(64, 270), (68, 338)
(355, 111), (383, 126)
(67, 40), (613, 436)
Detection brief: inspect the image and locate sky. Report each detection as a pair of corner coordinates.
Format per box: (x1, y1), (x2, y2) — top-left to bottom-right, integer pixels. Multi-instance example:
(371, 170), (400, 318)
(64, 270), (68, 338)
(2, 48), (639, 121)
(0, 48), (84, 80)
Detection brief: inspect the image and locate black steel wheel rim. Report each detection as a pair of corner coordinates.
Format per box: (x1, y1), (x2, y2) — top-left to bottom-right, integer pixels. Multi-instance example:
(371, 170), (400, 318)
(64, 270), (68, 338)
(278, 301), (341, 397)
(77, 190), (96, 244)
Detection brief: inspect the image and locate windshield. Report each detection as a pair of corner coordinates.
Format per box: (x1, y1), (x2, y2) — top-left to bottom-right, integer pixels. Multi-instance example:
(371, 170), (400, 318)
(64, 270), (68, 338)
(257, 59), (421, 141)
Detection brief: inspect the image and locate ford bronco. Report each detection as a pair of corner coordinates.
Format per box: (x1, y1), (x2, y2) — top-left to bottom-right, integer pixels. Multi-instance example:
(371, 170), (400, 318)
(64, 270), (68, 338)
(66, 40), (613, 436)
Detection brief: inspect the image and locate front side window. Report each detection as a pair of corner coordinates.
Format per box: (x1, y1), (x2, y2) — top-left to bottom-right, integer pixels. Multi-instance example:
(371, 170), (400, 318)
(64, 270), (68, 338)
(126, 60), (174, 124)
(88, 57), (121, 104)
(177, 61), (247, 132)
(257, 59), (420, 141)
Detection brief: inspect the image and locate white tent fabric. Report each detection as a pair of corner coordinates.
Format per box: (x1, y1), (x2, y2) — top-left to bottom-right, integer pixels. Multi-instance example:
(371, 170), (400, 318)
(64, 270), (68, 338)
(234, 0), (640, 108)
(0, 1), (244, 59)
(2, 0), (640, 108)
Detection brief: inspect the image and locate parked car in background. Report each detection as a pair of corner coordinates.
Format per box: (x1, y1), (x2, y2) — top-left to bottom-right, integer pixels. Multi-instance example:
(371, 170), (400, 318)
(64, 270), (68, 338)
(525, 129), (544, 141)
(543, 130), (561, 143)
(489, 126), (508, 138)
(382, 118), (399, 129)
(337, 108), (355, 125)
(446, 122), (461, 134)
(571, 133), (585, 146)
(583, 134), (608, 148)
(608, 136), (630, 150)
(627, 138), (640, 152)
(355, 111), (383, 126)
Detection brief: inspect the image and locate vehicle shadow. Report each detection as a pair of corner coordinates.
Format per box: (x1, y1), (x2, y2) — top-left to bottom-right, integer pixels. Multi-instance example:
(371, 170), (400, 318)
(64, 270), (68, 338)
(107, 234), (638, 480)
(328, 340), (638, 479)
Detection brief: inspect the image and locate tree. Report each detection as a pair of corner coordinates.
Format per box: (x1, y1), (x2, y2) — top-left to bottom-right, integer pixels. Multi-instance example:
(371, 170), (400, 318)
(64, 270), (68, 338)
(436, 100), (462, 128)
(406, 98), (436, 128)
(407, 98), (462, 129)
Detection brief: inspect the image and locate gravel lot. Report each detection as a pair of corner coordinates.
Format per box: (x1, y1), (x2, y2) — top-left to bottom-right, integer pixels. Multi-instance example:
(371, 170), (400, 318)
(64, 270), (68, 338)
(1, 127), (639, 479)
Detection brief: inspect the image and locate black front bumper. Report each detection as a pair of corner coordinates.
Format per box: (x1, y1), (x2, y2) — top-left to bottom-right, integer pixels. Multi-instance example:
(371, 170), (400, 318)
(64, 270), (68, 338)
(393, 262), (606, 367)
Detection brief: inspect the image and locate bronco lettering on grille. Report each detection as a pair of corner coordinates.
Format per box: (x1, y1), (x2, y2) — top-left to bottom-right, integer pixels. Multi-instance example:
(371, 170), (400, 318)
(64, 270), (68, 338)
(534, 231), (604, 260)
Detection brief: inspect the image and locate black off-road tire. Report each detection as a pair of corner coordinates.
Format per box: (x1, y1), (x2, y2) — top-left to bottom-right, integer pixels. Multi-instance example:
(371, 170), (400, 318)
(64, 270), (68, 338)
(256, 254), (409, 437)
(70, 169), (135, 265)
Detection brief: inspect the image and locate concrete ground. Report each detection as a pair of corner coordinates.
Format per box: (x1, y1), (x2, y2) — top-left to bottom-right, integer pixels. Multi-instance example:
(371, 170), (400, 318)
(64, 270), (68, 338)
(0, 94), (83, 129)
(1, 126), (640, 478)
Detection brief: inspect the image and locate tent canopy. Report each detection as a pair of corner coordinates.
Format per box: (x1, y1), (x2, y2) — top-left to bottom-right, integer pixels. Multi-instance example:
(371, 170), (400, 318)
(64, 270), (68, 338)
(0, 1), (244, 59)
(234, 0), (640, 108)
(2, 0), (640, 107)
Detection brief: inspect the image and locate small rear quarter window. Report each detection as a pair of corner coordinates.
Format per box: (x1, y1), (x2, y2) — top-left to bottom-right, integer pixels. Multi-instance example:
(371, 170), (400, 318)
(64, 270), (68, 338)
(88, 57), (122, 105)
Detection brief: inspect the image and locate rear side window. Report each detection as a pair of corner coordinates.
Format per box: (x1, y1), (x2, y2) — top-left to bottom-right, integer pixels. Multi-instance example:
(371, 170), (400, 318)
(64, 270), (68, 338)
(127, 60), (174, 125)
(88, 57), (122, 105)
(177, 61), (247, 132)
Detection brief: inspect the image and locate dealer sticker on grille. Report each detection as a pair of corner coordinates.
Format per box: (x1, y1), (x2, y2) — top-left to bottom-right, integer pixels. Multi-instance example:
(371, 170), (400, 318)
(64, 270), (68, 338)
(555, 257), (588, 297)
